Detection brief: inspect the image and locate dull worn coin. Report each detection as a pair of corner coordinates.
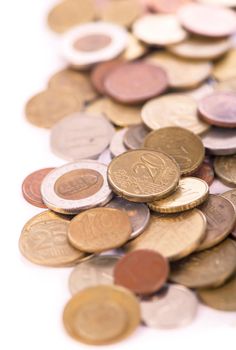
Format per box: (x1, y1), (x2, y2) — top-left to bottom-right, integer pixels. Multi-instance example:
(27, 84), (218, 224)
(214, 155), (236, 187)
(123, 124), (150, 150)
(201, 127), (236, 156)
(110, 129), (128, 158)
(213, 49), (236, 81)
(192, 162), (214, 186)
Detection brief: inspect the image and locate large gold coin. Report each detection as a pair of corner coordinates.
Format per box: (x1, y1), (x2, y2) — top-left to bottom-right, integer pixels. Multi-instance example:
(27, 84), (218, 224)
(214, 155), (236, 187)
(143, 126), (205, 175)
(108, 149), (180, 202)
(148, 177), (209, 213)
(141, 94), (209, 135)
(63, 285), (140, 345)
(125, 209), (206, 261)
(121, 33), (148, 61)
(170, 239), (236, 288)
(213, 49), (236, 81)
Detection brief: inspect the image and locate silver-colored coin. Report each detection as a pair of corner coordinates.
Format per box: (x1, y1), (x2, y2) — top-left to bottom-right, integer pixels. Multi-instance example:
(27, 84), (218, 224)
(50, 112), (115, 161)
(105, 196), (150, 239)
(41, 160), (113, 214)
(210, 179), (233, 195)
(201, 127), (236, 156)
(141, 284), (198, 329)
(123, 124), (149, 150)
(109, 128), (128, 158)
(69, 255), (120, 295)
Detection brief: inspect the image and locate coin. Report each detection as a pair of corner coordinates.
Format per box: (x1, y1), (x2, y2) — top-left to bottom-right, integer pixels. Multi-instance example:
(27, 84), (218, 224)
(210, 179), (233, 195)
(126, 209), (206, 260)
(187, 82), (214, 101)
(192, 162), (214, 186)
(141, 94), (209, 135)
(216, 78), (236, 93)
(104, 62), (168, 104)
(69, 255), (120, 294)
(63, 285), (140, 345)
(68, 208), (132, 253)
(102, 98), (142, 126)
(201, 127), (236, 156)
(123, 124), (150, 150)
(41, 161), (112, 214)
(213, 49), (236, 81)
(50, 113), (115, 161)
(108, 149), (180, 202)
(178, 3), (236, 37)
(105, 196), (150, 239)
(133, 14), (187, 46)
(110, 129), (128, 157)
(141, 284), (198, 329)
(198, 0), (236, 7)
(121, 33), (148, 61)
(143, 127), (205, 175)
(221, 189), (236, 209)
(22, 168), (54, 208)
(170, 239), (236, 288)
(147, 0), (191, 13)
(214, 155), (236, 187)
(114, 250), (169, 295)
(85, 98), (107, 116)
(91, 59), (123, 94)
(25, 89), (81, 128)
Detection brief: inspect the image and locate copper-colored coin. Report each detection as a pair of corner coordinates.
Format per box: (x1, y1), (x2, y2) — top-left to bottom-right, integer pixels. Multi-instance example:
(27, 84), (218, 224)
(222, 189), (236, 238)
(210, 179), (232, 195)
(147, 0), (191, 13)
(68, 208), (132, 253)
(213, 49), (236, 81)
(201, 127), (236, 156)
(143, 126), (205, 175)
(192, 162), (214, 186)
(198, 92), (236, 128)
(114, 250), (169, 295)
(214, 155), (236, 187)
(104, 62), (168, 104)
(123, 124), (150, 150)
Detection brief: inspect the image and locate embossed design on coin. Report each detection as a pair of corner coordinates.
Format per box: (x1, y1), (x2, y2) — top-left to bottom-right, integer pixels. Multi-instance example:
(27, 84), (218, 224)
(201, 127), (236, 156)
(214, 155), (236, 187)
(123, 124), (149, 150)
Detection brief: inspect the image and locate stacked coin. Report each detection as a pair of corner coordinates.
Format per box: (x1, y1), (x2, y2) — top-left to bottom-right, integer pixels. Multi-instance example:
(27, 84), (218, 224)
(21, 0), (236, 346)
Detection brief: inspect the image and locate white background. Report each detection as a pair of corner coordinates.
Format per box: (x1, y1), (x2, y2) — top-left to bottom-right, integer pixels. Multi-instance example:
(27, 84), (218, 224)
(0, 1), (235, 349)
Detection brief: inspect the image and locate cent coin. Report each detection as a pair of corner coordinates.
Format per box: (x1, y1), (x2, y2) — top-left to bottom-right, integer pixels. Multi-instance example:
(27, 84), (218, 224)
(192, 162), (214, 186)
(201, 127), (236, 156)
(214, 155), (236, 187)
(123, 124), (150, 150)
(109, 129), (128, 158)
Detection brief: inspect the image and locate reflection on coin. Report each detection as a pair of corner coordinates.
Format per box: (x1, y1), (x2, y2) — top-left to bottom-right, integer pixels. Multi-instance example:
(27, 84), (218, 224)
(123, 124), (149, 150)
(108, 149), (180, 202)
(141, 94), (209, 135)
(141, 284), (198, 329)
(91, 59), (123, 94)
(147, 0), (191, 13)
(216, 78), (236, 93)
(121, 33), (148, 61)
(170, 239), (236, 288)
(126, 209), (206, 260)
(201, 127), (236, 155)
(50, 113), (115, 161)
(110, 129), (128, 158)
(69, 255), (120, 295)
(213, 49), (236, 81)
(102, 98), (142, 126)
(214, 155), (236, 187)
(106, 196), (150, 239)
(41, 161), (112, 214)
(192, 162), (214, 186)
(63, 285), (140, 345)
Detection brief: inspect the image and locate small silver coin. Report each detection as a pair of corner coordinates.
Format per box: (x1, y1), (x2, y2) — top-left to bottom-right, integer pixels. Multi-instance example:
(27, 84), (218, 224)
(50, 112), (115, 161)
(201, 127), (236, 156)
(109, 128), (128, 158)
(141, 284), (198, 329)
(123, 124), (149, 150)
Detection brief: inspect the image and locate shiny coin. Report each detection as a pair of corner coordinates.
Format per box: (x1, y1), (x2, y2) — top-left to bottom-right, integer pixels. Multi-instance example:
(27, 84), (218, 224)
(143, 126), (205, 175)
(41, 161), (112, 214)
(170, 239), (236, 288)
(147, 0), (191, 13)
(192, 162), (214, 186)
(121, 33), (148, 61)
(201, 127), (236, 156)
(50, 113), (115, 161)
(68, 208), (132, 252)
(213, 49), (236, 81)
(126, 209), (206, 261)
(123, 124), (149, 150)
(214, 155), (236, 187)
(215, 78), (236, 93)
(63, 285), (140, 345)
(108, 149), (180, 202)
(110, 129), (128, 158)
(114, 250), (169, 295)
(141, 284), (198, 329)
(141, 94), (209, 135)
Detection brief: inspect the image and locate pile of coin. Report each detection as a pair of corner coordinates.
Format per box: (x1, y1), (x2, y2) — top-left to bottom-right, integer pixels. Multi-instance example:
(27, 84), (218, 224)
(20, 0), (236, 346)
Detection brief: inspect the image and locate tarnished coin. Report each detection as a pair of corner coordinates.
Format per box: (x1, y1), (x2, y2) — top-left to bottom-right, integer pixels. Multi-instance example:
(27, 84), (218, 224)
(108, 149), (180, 202)
(114, 250), (169, 295)
(68, 208), (132, 252)
(170, 239), (236, 288)
(216, 78), (236, 93)
(102, 98), (142, 126)
(123, 124), (149, 150)
(201, 127), (236, 156)
(126, 209), (206, 260)
(63, 285), (140, 345)
(110, 129), (128, 158)
(143, 127), (205, 175)
(104, 62), (168, 104)
(69, 255), (120, 295)
(192, 162), (214, 186)
(132, 14), (187, 46)
(214, 155), (236, 187)
(213, 49), (236, 81)
(41, 161), (112, 214)
(19, 211), (90, 267)
(147, 0), (191, 13)
(50, 113), (115, 161)
(149, 177), (209, 213)
(121, 33), (148, 61)
(25, 89), (81, 128)
(141, 284), (198, 329)
(105, 197), (150, 239)
(22, 168), (54, 208)
(141, 94), (209, 135)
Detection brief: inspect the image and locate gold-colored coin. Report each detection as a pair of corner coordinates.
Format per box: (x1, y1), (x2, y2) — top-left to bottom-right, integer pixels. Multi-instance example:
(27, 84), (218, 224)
(108, 149), (180, 202)
(146, 52), (212, 89)
(25, 89), (81, 128)
(214, 155), (236, 187)
(170, 239), (236, 288)
(148, 177), (209, 213)
(141, 94), (210, 135)
(63, 285), (140, 345)
(125, 209), (206, 261)
(19, 211), (91, 267)
(215, 77), (236, 92)
(85, 98), (106, 116)
(121, 33), (148, 61)
(143, 126), (205, 175)
(213, 49), (236, 81)
(47, 0), (96, 33)
(221, 189), (236, 208)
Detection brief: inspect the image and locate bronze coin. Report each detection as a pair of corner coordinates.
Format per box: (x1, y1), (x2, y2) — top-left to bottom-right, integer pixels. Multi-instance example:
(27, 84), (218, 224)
(114, 249), (169, 295)
(104, 62), (168, 104)
(198, 92), (236, 128)
(192, 162), (214, 186)
(73, 34), (112, 52)
(22, 168), (54, 208)
(221, 189), (236, 239)
(148, 0), (191, 13)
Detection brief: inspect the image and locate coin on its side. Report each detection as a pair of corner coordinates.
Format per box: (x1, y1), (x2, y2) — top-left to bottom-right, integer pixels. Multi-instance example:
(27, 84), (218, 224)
(102, 98), (142, 126)
(110, 129), (128, 158)
(192, 162), (214, 186)
(213, 49), (236, 81)
(214, 155), (236, 187)
(63, 285), (140, 345)
(108, 149), (180, 202)
(201, 127), (236, 156)
(123, 124), (150, 150)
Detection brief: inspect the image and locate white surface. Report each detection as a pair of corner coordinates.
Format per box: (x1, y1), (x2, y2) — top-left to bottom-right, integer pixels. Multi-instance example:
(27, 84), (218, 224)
(0, 1), (235, 350)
